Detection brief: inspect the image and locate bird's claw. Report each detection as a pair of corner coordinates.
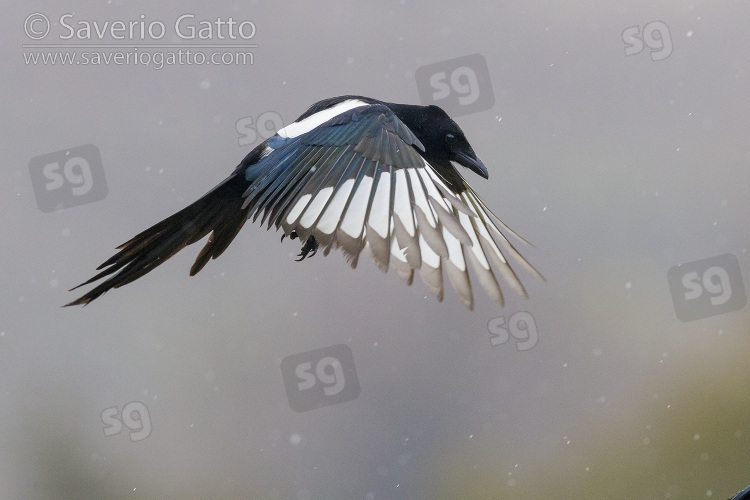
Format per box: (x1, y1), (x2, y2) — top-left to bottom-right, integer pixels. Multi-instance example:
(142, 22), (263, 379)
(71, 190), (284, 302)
(295, 236), (318, 261)
(283, 231), (317, 260)
(281, 231), (299, 243)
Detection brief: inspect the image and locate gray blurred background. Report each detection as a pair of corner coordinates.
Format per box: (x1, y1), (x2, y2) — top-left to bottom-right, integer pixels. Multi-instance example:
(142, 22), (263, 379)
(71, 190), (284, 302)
(3, 1), (750, 498)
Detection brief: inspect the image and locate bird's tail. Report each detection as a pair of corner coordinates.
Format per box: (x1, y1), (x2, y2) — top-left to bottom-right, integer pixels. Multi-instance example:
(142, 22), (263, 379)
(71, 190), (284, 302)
(65, 171), (250, 306)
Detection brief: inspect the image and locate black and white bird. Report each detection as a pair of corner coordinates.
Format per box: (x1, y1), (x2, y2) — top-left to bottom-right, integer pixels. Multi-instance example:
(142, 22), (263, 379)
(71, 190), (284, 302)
(66, 95), (543, 309)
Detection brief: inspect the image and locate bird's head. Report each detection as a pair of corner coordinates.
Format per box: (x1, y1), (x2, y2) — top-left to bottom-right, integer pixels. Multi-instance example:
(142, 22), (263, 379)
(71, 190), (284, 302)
(395, 104), (488, 179)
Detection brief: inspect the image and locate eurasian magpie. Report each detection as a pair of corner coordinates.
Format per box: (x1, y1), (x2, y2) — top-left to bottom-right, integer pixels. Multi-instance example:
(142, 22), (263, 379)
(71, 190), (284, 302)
(66, 95), (543, 309)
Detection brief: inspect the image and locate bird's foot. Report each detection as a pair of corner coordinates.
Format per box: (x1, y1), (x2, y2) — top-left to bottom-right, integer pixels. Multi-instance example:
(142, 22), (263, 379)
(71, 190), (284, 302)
(297, 235), (318, 261)
(282, 231), (318, 261)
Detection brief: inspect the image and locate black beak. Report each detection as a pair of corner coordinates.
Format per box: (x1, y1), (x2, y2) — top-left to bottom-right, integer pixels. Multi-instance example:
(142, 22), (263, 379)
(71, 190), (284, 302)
(454, 150), (489, 179)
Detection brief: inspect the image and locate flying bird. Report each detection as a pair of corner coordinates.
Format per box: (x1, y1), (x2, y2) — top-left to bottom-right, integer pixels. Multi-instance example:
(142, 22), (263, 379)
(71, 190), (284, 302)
(66, 95), (543, 309)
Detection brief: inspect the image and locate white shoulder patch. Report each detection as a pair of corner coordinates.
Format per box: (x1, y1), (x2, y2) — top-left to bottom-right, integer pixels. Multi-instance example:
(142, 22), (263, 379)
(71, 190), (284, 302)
(277, 99), (370, 139)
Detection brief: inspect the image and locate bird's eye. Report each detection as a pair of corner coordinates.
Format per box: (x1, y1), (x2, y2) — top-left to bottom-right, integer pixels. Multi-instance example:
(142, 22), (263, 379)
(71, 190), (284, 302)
(445, 133), (457, 145)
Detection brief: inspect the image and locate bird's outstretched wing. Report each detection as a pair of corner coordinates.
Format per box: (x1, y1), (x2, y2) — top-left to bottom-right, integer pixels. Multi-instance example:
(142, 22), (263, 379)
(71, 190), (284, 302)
(242, 103), (543, 309)
(67, 101), (541, 309)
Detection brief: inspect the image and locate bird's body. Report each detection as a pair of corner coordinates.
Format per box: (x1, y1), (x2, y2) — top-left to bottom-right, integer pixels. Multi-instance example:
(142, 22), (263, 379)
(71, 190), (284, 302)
(67, 95), (543, 309)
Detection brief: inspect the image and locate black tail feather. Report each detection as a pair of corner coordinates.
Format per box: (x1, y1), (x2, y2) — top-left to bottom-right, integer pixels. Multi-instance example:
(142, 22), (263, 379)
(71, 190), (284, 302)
(65, 172), (250, 306)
